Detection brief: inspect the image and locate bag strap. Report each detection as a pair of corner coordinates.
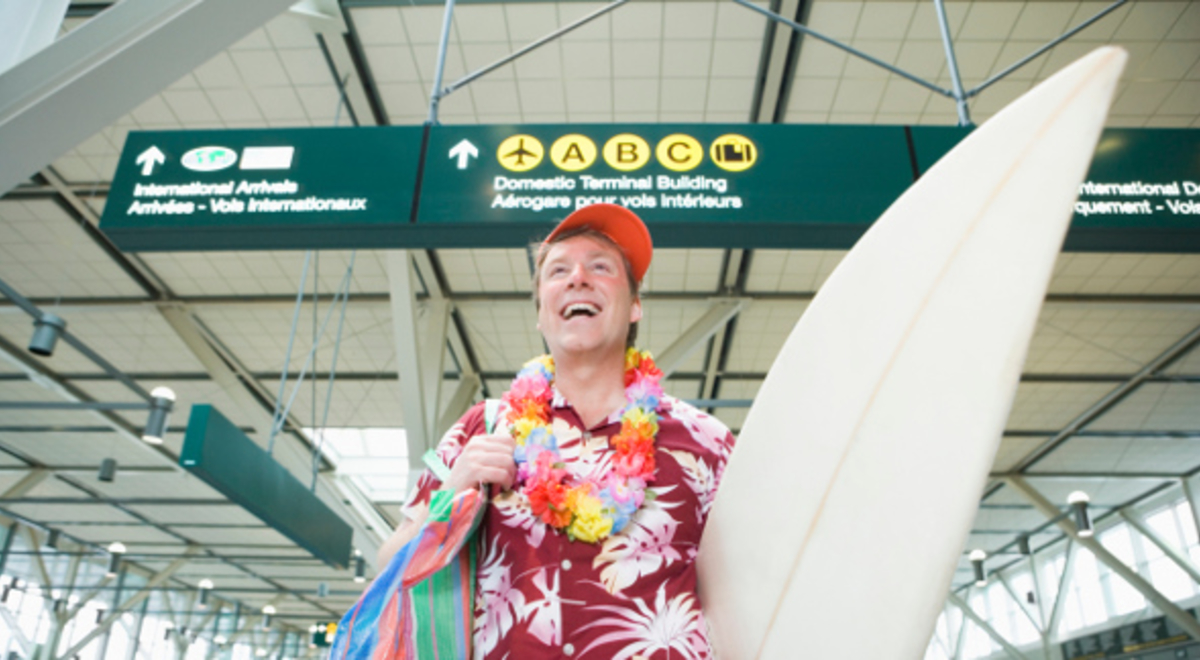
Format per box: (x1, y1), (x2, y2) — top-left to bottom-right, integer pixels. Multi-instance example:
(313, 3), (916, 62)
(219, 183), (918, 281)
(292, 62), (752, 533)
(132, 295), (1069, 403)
(484, 398), (502, 434)
(422, 399), (501, 484)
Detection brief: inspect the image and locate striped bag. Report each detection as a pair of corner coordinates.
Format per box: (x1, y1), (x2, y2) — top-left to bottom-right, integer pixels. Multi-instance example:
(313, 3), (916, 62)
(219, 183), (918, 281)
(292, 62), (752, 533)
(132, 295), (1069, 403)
(331, 402), (498, 659)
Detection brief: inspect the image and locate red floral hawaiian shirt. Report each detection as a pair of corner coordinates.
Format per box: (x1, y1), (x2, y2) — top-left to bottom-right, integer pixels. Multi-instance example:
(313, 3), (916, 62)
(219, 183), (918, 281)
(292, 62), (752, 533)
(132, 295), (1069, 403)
(402, 389), (736, 660)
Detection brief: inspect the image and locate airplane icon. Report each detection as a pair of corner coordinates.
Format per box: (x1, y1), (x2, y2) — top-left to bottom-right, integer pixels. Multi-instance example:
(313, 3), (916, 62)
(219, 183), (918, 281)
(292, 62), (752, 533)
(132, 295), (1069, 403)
(504, 138), (538, 166)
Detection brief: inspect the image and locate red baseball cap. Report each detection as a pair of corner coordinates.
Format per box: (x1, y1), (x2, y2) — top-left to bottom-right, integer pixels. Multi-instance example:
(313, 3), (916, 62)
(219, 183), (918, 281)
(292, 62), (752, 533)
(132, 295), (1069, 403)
(544, 204), (653, 283)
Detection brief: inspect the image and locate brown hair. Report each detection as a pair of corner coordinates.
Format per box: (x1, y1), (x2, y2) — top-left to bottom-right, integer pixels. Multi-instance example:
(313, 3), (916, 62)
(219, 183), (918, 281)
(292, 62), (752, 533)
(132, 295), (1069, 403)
(531, 226), (640, 348)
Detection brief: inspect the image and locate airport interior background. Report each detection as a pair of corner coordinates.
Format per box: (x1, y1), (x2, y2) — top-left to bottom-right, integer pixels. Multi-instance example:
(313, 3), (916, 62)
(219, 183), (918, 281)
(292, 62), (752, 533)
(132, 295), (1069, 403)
(1, 0), (1200, 658)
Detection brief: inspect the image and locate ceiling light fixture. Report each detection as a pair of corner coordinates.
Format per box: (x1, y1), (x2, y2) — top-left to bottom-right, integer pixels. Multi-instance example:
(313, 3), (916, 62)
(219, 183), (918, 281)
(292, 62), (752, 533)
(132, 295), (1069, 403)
(98, 458), (117, 483)
(1016, 534), (1031, 556)
(261, 605), (276, 629)
(968, 549), (987, 587)
(1068, 491), (1093, 538)
(198, 579), (214, 608)
(28, 313), (66, 357)
(142, 387), (176, 445)
(106, 541), (126, 577)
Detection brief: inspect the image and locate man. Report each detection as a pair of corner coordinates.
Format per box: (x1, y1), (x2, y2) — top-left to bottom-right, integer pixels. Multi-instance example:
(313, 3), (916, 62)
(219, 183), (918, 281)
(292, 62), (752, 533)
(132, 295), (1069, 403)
(380, 203), (736, 659)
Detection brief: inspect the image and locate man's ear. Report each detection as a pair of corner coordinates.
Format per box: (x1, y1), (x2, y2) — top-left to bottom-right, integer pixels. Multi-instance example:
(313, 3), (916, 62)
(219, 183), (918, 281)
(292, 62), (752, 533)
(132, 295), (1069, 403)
(629, 298), (643, 324)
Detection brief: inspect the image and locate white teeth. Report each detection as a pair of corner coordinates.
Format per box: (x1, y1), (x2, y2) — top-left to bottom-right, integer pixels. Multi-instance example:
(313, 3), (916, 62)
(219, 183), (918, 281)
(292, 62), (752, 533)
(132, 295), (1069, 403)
(564, 303), (600, 318)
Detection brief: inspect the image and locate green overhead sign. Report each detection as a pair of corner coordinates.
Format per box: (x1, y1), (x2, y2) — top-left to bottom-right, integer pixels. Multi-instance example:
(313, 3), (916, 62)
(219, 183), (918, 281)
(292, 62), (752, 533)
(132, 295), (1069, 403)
(99, 125), (1200, 252)
(102, 127), (421, 250)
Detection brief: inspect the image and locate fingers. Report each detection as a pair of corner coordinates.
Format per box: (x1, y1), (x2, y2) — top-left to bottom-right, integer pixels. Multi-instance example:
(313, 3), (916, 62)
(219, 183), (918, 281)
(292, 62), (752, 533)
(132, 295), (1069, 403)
(445, 433), (517, 493)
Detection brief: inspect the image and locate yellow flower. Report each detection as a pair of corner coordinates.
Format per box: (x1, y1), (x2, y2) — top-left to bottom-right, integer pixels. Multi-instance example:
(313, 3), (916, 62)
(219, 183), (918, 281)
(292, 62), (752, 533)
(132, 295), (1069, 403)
(530, 355), (555, 375)
(624, 347), (639, 372)
(568, 493), (614, 543)
(623, 407), (658, 435)
(511, 416), (541, 443)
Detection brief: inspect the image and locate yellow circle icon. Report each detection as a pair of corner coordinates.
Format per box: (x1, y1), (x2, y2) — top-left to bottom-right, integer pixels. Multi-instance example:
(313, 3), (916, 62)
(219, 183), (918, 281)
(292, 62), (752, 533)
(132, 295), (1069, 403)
(549, 134), (597, 172)
(497, 135), (544, 172)
(655, 134), (704, 172)
(602, 134), (651, 172)
(710, 134), (757, 172)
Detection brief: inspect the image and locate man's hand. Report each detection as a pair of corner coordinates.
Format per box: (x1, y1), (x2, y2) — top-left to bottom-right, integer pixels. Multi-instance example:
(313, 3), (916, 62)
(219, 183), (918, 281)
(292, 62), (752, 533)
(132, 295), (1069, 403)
(444, 433), (517, 494)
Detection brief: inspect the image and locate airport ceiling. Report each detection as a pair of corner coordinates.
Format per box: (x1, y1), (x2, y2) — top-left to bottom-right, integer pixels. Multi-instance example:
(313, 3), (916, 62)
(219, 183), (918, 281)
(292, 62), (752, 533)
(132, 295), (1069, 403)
(0, 0), (1198, 630)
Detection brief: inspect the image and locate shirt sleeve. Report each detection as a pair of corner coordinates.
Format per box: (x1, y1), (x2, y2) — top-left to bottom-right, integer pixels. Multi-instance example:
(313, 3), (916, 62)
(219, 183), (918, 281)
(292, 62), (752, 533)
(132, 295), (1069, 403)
(399, 401), (488, 521)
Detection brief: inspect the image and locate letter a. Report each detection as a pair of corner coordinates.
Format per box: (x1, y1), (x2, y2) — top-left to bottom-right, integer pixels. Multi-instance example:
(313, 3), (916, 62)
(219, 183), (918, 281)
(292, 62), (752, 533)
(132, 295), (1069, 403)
(564, 143), (585, 163)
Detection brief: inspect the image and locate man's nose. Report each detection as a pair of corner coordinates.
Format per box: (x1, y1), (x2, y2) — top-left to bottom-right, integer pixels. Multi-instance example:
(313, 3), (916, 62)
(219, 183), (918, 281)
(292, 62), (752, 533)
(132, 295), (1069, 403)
(567, 262), (590, 286)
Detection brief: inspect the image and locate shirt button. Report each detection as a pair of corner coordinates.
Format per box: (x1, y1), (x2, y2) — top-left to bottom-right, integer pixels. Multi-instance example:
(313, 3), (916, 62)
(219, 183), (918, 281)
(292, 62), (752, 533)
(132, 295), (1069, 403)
(564, 643), (575, 656)
(582, 431), (591, 441)
(561, 559), (572, 571)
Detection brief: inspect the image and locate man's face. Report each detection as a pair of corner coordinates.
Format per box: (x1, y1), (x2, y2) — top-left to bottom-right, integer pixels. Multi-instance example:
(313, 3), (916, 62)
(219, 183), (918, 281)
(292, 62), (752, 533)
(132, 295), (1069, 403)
(536, 234), (641, 359)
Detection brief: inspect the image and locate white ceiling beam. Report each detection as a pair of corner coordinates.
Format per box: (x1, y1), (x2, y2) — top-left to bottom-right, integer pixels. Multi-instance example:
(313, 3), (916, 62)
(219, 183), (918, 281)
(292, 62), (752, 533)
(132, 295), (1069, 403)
(0, 0), (71, 75)
(437, 373), (482, 439)
(1181, 477), (1200, 543)
(1119, 508), (1200, 585)
(331, 475), (394, 568)
(410, 250), (481, 391)
(946, 591), (1030, 660)
(1, 469), (49, 499)
(57, 546), (200, 660)
(993, 570), (1044, 637)
(0, 334), (162, 461)
(656, 298), (747, 377)
(753, 0), (802, 123)
(157, 304), (383, 562)
(0, 606), (33, 658)
(1006, 476), (1200, 641)
(0, 0), (301, 197)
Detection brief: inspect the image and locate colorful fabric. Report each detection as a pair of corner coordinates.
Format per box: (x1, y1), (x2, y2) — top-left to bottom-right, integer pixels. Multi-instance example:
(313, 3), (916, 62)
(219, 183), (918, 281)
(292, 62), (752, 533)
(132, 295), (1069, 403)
(331, 487), (485, 660)
(403, 391), (736, 659)
(504, 349), (663, 543)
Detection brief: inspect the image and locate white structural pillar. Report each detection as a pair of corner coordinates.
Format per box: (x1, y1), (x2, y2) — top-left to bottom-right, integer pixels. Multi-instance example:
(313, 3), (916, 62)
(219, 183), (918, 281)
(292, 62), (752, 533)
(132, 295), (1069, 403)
(388, 251), (440, 473)
(0, 0), (302, 197)
(0, 0), (71, 75)
(1007, 476), (1200, 641)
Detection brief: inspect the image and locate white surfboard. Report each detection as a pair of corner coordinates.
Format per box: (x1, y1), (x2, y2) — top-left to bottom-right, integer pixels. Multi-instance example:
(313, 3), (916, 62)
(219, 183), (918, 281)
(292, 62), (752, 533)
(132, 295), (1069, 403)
(697, 46), (1126, 659)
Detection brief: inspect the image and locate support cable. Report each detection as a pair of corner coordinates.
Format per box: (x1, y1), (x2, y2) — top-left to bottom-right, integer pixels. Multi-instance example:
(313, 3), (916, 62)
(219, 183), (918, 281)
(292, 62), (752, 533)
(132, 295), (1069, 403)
(438, 0), (629, 100)
(968, 0), (1130, 98)
(268, 252), (312, 455)
(932, 0), (971, 126)
(733, 0), (955, 98)
(426, 0), (457, 124)
(313, 252), (356, 491)
(269, 259), (356, 451)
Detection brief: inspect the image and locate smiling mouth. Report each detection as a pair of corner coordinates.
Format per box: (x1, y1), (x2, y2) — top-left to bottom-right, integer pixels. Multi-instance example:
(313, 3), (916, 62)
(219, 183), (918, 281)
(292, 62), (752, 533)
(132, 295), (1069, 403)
(562, 302), (601, 319)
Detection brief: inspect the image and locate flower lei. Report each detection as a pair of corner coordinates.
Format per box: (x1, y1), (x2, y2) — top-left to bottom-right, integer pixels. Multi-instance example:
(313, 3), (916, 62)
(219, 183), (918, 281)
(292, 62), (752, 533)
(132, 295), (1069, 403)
(502, 347), (663, 543)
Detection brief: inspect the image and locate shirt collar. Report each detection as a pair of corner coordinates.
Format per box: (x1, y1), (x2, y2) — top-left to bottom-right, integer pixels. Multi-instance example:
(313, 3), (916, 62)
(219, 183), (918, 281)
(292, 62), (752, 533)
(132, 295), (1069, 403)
(549, 384), (626, 427)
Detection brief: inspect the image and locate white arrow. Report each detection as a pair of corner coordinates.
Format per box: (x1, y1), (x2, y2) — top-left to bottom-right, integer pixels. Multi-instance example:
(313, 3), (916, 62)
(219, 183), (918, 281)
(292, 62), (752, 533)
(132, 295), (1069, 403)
(448, 139), (478, 170)
(135, 146), (166, 176)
